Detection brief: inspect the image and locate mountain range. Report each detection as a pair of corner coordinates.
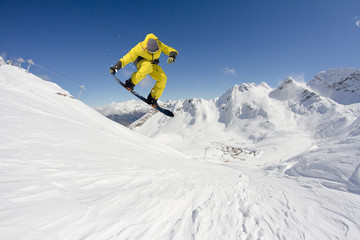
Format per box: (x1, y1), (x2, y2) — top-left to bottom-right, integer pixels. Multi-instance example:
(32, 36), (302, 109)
(100, 66), (360, 198)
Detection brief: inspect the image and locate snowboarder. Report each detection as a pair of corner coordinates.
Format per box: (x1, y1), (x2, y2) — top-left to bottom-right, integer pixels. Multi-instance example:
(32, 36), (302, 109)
(109, 33), (178, 106)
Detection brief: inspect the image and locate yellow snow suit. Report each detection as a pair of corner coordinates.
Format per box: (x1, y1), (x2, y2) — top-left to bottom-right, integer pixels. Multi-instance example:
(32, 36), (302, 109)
(119, 33), (178, 99)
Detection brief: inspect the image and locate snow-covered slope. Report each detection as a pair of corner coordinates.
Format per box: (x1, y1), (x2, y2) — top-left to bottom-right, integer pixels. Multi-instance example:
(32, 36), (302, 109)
(132, 73), (360, 187)
(132, 81), (310, 161)
(2, 64), (360, 239)
(130, 70), (360, 238)
(270, 77), (358, 138)
(307, 68), (360, 105)
(95, 100), (151, 126)
(0, 64), (246, 239)
(269, 77), (360, 193)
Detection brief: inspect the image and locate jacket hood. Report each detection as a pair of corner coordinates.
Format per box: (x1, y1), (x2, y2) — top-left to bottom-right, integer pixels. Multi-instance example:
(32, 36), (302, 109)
(141, 33), (159, 48)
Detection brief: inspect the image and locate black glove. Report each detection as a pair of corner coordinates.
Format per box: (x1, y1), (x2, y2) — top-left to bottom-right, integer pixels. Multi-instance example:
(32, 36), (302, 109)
(167, 57), (175, 64)
(167, 51), (177, 64)
(109, 66), (116, 75)
(109, 60), (122, 75)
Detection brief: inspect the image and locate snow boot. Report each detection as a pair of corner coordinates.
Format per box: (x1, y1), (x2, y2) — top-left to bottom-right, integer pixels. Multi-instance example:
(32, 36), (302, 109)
(146, 93), (158, 107)
(124, 78), (135, 91)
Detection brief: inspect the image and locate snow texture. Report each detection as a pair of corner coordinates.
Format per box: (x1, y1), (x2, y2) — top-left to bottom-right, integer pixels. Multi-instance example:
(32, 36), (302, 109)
(1, 64), (360, 239)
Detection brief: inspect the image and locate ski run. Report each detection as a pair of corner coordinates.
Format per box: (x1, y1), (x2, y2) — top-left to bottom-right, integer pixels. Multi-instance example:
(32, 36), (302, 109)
(1, 61), (360, 239)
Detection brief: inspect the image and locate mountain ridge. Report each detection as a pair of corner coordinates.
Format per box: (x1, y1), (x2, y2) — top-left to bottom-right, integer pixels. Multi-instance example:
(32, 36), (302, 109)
(307, 68), (360, 105)
(100, 68), (360, 128)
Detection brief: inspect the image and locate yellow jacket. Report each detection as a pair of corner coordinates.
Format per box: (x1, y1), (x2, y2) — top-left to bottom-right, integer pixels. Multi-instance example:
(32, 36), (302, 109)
(120, 33), (178, 67)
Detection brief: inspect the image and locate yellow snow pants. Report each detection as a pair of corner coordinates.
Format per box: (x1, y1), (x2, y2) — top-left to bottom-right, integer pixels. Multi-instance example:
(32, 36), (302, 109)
(131, 59), (167, 99)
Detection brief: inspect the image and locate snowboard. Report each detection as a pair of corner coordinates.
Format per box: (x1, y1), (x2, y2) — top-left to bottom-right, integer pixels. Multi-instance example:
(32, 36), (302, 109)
(113, 75), (174, 117)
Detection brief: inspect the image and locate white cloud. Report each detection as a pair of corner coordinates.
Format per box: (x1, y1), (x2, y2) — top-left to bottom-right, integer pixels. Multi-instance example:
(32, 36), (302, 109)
(223, 67), (236, 76)
(354, 16), (360, 28)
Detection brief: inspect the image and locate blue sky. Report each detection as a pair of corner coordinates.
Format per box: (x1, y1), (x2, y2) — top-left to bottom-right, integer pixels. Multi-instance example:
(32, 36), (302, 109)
(1, 0), (359, 106)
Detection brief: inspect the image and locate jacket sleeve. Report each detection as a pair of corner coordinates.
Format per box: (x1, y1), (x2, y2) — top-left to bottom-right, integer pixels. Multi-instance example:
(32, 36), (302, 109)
(159, 41), (178, 59)
(120, 43), (142, 67)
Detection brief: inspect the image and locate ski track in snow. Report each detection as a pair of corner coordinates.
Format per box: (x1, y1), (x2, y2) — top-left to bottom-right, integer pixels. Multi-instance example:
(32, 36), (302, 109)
(1, 63), (360, 239)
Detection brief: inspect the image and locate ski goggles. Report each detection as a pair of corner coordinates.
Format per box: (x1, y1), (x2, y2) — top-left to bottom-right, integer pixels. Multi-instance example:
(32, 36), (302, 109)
(147, 47), (159, 54)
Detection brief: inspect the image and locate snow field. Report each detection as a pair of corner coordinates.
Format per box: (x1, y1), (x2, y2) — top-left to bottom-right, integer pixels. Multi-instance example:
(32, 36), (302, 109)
(0, 64), (281, 239)
(130, 69), (360, 239)
(1, 63), (360, 239)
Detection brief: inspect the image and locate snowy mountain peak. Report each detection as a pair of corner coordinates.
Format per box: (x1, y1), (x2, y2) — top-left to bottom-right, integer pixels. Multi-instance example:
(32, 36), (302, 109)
(308, 68), (360, 105)
(216, 83), (272, 125)
(234, 83), (257, 92)
(260, 81), (271, 89)
(314, 68), (360, 84)
(271, 77), (323, 103)
(269, 77), (333, 116)
(226, 82), (270, 95)
(270, 77), (307, 100)
(219, 82), (271, 104)
(281, 76), (295, 85)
